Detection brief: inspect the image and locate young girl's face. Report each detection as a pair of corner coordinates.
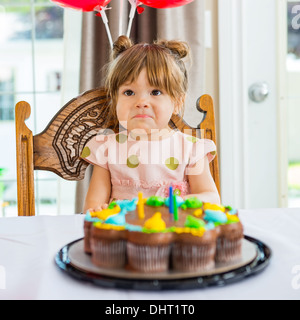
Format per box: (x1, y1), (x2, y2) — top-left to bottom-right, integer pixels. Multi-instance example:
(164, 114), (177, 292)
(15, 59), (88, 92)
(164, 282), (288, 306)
(116, 68), (178, 135)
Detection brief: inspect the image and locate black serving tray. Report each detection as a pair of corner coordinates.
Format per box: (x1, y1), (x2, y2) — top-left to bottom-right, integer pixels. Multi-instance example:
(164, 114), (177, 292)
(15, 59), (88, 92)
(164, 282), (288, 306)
(55, 235), (271, 291)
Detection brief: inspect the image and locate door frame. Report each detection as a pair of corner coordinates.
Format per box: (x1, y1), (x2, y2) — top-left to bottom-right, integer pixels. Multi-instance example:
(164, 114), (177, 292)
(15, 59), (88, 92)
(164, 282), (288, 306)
(218, 0), (288, 208)
(276, 0), (288, 208)
(218, 0), (249, 208)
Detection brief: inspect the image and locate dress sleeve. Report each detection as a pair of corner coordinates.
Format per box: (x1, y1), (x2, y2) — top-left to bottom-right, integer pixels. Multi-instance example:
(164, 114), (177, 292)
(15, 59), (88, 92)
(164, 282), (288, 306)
(80, 133), (109, 170)
(188, 138), (217, 167)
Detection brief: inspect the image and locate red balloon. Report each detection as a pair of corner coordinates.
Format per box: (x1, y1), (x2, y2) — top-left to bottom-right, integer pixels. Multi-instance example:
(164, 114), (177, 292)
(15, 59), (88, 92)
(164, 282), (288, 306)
(51, 0), (111, 12)
(139, 0), (194, 9)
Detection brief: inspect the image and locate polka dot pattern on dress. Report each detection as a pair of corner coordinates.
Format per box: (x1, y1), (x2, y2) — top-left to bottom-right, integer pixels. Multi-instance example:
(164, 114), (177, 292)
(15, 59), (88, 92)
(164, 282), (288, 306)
(116, 133), (128, 144)
(81, 146), (91, 159)
(127, 155), (140, 168)
(186, 136), (199, 143)
(165, 157), (179, 170)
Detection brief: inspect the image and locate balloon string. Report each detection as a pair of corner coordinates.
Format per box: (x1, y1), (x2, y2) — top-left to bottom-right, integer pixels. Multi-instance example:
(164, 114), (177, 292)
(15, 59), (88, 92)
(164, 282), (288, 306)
(119, 0), (124, 36)
(126, 1), (137, 37)
(95, 5), (114, 48)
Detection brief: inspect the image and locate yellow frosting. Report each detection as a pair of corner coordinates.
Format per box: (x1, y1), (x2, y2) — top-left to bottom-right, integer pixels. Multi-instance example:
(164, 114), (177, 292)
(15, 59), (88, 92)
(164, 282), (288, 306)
(193, 208), (203, 217)
(91, 205), (121, 220)
(203, 203), (225, 212)
(93, 221), (125, 231)
(144, 212), (166, 231)
(226, 213), (240, 222)
(190, 227), (206, 237)
(174, 227), (206, 237)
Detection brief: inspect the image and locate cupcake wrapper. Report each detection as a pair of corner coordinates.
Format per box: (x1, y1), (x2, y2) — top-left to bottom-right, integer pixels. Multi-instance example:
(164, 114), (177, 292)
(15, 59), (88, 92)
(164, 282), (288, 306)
(216, 238), (243, 263)
(84, 228), (92, 254)
(172, 243), (216, 272)
(91, 239), (127, 268)
(127, 242), (171, 273)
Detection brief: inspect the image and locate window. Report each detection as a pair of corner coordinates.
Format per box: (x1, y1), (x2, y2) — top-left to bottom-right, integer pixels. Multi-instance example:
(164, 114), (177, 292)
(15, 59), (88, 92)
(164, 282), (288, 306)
(0, 1), (81, 216)
(287, 1), (300, 207)
(288, 1), (300, 58)
(0, 68), (15, 121)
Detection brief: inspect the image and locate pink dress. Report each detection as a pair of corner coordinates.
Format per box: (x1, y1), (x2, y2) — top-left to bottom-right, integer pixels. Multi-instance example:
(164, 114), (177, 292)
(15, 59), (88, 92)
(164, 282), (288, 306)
(81, 130), (216, 200)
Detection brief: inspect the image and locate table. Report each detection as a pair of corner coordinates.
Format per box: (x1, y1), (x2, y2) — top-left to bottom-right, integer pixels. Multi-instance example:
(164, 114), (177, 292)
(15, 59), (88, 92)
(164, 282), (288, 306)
(0, 208), (299, 300)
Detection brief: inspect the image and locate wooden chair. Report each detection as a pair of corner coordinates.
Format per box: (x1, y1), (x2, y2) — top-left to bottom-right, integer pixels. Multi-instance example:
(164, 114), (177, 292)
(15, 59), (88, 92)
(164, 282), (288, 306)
(15, 88), (220, 216)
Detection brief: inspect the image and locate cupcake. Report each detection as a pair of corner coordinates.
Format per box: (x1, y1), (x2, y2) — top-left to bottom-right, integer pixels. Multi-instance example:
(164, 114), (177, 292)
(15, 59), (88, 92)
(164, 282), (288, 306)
(90, 222), (127, 268)
(126, 212), (174, 273)
(83, 211), (102, 254)
(84, 202), (122, 254)
(171, 215), (218, 272)
(203, 205), (244, 263)
(215, 220), (244, 263)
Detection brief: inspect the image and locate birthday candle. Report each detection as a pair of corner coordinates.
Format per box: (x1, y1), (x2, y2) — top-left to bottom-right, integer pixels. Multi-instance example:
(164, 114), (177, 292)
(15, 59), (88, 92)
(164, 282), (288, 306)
(173, 194), (178, 221)
(169, 186), (174, 214)
(138, 192), (145, 219)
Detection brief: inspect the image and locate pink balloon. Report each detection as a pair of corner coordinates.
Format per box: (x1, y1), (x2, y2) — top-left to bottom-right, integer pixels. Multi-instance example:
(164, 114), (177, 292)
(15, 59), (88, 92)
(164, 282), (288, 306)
(139, 0), (194, 9)
(51, 0), (111, 12)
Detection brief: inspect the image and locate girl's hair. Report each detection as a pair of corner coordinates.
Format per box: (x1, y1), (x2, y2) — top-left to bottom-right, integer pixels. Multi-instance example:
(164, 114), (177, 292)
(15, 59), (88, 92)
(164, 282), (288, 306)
(104, 36), (190, 128)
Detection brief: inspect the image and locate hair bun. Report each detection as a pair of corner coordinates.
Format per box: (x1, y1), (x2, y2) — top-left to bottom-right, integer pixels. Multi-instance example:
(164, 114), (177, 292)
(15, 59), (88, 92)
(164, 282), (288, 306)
(155, 40), (190, 59)
(112, 36), (133, 59)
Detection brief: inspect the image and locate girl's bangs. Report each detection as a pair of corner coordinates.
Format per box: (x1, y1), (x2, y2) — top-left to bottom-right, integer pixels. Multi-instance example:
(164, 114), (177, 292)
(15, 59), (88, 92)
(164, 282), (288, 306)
(115, 45), (183, 100)
(145, 51), (177, 97)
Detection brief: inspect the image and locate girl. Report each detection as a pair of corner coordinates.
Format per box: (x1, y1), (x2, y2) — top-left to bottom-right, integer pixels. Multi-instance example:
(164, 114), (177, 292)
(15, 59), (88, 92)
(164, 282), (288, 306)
(81, 36), (220, 213)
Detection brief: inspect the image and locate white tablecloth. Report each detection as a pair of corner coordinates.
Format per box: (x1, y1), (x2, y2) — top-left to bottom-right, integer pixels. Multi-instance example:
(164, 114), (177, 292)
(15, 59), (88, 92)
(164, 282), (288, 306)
(0, 208), (299, 300)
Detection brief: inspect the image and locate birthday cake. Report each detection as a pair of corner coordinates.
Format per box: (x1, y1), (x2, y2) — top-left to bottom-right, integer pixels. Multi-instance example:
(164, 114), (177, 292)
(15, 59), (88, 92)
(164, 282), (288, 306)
(83, 193), (243, 273)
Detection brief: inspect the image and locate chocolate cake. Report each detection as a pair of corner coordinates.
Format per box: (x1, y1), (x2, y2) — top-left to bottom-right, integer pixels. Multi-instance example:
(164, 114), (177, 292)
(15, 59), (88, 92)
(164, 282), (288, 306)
(83, 195), (243, 273)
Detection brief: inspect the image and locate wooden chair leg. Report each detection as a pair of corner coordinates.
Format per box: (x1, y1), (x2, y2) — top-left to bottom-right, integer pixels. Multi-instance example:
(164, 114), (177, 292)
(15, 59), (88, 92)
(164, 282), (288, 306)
(15, 101), (35, 216)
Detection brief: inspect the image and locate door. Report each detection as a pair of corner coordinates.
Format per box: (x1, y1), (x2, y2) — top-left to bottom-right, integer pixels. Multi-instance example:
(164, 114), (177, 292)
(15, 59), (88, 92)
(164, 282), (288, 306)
(218, 0), (287, 209)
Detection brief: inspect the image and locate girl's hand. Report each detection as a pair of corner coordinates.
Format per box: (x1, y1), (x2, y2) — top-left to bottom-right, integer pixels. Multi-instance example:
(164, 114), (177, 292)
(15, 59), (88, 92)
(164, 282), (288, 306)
(87, 203), (109, 213)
